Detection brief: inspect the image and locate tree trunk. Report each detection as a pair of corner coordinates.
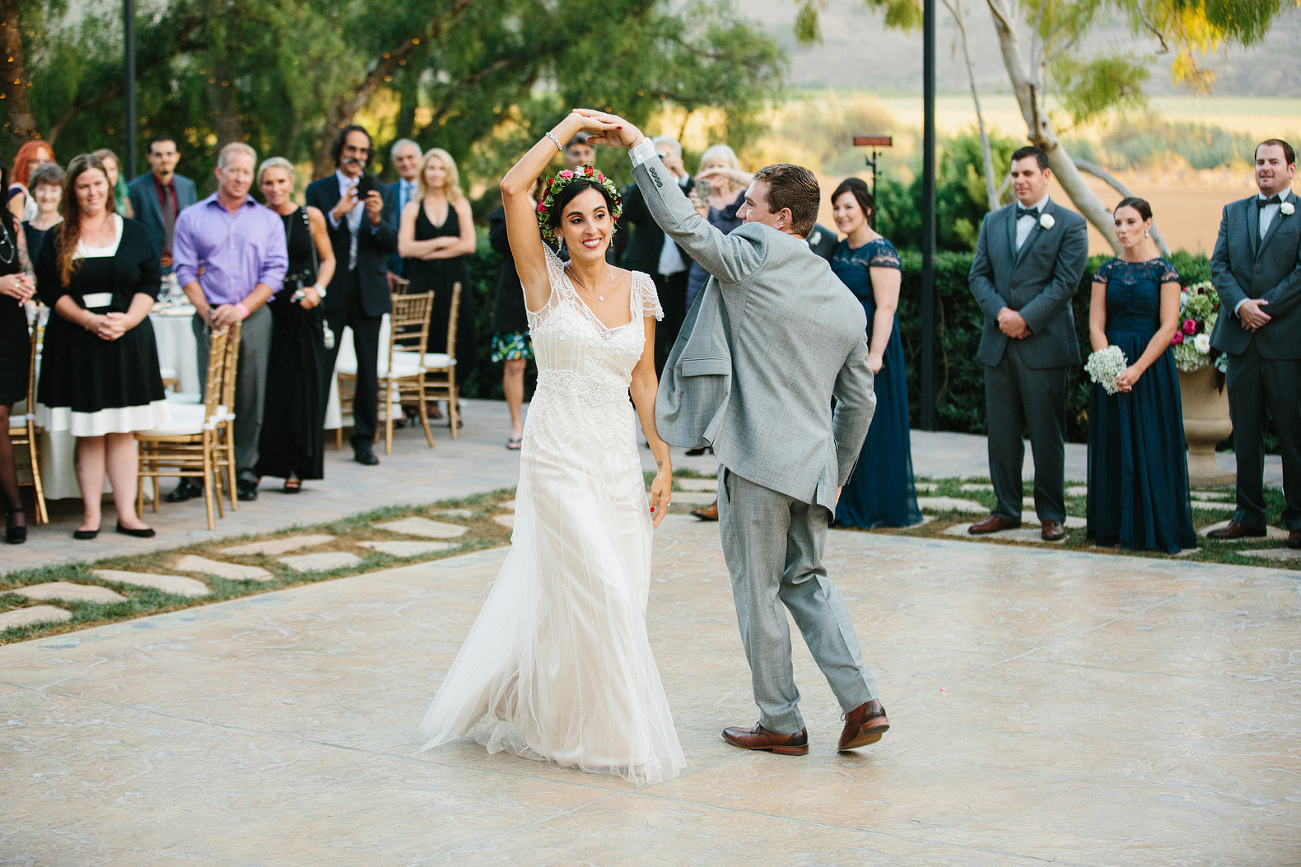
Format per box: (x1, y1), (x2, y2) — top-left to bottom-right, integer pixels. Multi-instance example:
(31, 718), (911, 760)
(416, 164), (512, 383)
(1, 0), (39, 144)
(1073, 158), (1172, 257)
(943, 0), (999, 211)
(983, 0), (1122, 255)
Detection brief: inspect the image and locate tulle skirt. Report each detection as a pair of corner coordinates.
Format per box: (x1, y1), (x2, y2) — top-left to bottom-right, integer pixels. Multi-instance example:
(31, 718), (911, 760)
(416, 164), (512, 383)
(419, 391), (685, 785)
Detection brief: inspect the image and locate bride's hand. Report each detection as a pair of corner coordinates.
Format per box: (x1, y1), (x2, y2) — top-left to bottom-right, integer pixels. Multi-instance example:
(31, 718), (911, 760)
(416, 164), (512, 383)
(648, 465), (672, 528)
(573, 109), (643, 148)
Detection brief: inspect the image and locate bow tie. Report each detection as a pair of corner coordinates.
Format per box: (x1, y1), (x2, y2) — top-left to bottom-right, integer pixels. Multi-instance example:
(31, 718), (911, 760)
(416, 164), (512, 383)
(1016, 206), (1040, 219)
(1257, 194), (1283, 207)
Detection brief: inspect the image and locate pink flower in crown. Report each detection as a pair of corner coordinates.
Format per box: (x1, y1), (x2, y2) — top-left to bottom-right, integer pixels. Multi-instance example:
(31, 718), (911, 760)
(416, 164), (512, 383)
(536, 202), (546, 213)
(559, 170), (574, 180)
(1171, 332), (1184, 345)
(596, 172), (606, 183)
(1182, 319), (1197, 335)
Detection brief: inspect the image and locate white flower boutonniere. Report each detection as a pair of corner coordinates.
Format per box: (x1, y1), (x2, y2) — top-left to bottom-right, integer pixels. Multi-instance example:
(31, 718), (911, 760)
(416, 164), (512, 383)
(1281, 202), (1296, 216)
(808, 230), (822, 247)
(1039, 213), (1056, 230)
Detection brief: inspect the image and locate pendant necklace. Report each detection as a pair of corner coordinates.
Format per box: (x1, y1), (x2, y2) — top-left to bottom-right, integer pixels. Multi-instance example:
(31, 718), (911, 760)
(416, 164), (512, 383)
(567, 265), (610, 302)
(0, 218), (14, 266)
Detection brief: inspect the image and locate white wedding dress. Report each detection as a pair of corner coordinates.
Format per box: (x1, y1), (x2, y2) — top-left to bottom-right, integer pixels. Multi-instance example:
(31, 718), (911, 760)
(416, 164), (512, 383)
(420, 246), (685, 785)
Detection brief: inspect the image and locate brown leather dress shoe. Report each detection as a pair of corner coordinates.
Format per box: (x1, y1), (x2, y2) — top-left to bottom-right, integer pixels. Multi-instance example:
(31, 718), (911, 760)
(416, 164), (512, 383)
(968, 514), (1019, 534)
(838, 699), (889, 751)
(1206, 520), (1267, 540)
(691, 500), (719, 521)
(722, 722), (809, 755)
(1041, 519), (1066, 541)
(1289, 529), (1301, 550)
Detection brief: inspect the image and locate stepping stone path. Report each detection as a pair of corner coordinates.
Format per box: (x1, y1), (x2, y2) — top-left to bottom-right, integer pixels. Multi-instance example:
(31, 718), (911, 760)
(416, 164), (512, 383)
(943, 514), (1086, 544)
(917, 496), (988, 515)
(220, 534), (336, 556)
(437, 509), (474, 519)
(375, 517), (467, 539)
(1190, 491), (1233, 502)
(1188, 500), (1234, 512)
(915, 482), (938, 492)
(174, 555), (273, 582)
(501, 500), (516, 511)
(1241, 548), (1301, 561)
(1198, 521), (1290, 542)
(494, 515), (515, 530)
(0, 605), (72, 630)
(960, 483), (994, 493)
(359, 540), (454, 557)
(675, 478), (719, 492)
(278, 552), (363, 573)
(664, 491), (716, 507)
(1066, 486), (1090, 497)
(92, 569), (210, 598)
(12, 582), (126, 604)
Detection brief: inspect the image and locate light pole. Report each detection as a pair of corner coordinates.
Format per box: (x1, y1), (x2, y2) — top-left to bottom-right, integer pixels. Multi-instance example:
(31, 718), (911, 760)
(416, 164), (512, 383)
(124, 0), (137, 177)
(852, 136), (892, 230)
(919, 0), (937, 431)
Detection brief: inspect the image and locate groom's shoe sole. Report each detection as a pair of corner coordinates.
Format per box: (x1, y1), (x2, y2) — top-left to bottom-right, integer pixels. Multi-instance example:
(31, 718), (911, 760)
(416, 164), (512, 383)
(722, 723), (809, 756)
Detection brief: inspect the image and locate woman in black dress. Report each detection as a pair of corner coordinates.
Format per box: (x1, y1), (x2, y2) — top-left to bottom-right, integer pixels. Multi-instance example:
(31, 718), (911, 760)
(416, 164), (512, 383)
(254, 158), (336, 492)
(21, 162), (64, 259)
(0, 155), (37, 543)
(35, 154), (168, 540)
(399, 148), (479, 414)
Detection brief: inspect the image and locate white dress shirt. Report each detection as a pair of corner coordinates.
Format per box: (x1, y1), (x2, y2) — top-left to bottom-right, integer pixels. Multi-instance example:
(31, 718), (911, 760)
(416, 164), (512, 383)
(328, 169), (365, 271)
(657, 174), (692, 276)
(397, 178), (417, 216)
(1015, 193), (1051, 250)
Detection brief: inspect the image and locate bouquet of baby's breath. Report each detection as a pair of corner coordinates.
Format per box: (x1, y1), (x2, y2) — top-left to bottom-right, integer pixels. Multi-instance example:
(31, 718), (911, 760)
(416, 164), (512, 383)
(1085, 345), (1128, 394)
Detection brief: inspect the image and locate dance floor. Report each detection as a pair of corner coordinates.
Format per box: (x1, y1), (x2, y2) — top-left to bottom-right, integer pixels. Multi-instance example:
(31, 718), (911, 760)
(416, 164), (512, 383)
(1, 514), (1297, 865)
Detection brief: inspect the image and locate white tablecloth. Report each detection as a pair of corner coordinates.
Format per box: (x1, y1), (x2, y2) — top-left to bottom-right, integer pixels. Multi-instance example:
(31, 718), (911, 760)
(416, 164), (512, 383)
(151, 305), (201, 394)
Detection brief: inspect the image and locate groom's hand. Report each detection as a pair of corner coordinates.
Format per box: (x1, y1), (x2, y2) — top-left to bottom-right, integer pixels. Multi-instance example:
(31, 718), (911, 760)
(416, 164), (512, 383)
(997, 307), (1029, 339)
(574, 109), (643, 149)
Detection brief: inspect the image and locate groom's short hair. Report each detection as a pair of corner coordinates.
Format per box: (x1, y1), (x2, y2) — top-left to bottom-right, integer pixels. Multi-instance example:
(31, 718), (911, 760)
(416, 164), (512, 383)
(1010, 145), (1049, 171)
(753, 164), (820, 237)
(1256, 139), (1296, 165)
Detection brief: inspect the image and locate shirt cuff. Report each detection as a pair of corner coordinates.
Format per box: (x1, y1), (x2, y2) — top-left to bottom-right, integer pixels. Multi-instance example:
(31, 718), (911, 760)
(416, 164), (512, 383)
(327, 211), (341, 230)
(1234, 298), (1249, 316)
(629, 140), (657, 168)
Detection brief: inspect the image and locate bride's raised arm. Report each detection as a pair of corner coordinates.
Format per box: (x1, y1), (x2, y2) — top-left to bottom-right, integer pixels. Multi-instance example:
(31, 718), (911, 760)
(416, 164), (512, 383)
(500, 111), (623, 311)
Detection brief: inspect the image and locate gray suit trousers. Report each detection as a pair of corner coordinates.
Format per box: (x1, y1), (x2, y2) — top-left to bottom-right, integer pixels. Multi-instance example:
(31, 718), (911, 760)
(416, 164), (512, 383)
(718, 468), (877, 734)
(985, 341), (1068, 523)
(192, 305), (272, 481)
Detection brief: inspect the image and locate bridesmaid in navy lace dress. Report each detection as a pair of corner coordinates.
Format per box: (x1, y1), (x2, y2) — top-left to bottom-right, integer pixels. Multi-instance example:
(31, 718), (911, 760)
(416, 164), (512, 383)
(829, 178), (921, 528)
(1086, 197), (1195, 553)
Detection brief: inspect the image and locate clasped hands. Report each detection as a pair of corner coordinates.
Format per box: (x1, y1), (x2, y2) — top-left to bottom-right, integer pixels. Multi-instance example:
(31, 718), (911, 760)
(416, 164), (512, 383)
(1238, 298), (1271, 332)
(87, 312), (129, 341)
(997, 307), (1031, 339)
(0, 273), (35, 305)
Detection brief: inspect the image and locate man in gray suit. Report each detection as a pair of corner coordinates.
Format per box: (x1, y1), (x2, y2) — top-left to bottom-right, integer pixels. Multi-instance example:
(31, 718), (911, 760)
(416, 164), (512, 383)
(967, 146), (1088, 542)
(127, 133), (198, 275)
(585, 110), (888, 756)
(1207, 139), (1301, 548)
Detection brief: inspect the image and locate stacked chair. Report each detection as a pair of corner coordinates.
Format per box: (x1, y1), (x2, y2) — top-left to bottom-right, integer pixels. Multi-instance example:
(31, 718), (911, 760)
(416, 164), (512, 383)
(135, 321), (242, 531)
(8, 314), (49, 525)
(403, 282), (461, 439)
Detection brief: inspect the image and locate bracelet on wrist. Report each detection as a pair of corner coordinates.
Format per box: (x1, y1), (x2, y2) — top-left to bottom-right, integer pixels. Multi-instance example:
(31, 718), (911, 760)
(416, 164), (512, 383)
(234, 302), (251, 320)
(544, 131), (564, 152)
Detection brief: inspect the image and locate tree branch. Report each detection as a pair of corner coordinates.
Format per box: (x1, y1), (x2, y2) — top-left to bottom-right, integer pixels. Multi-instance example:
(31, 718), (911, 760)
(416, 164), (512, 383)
(1073, 157), (1171, 256)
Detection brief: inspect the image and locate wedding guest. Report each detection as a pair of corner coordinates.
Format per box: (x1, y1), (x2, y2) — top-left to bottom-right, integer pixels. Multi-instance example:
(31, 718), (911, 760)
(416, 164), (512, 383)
(1086, 198), (1196, 553)
(399, 148), (478, 413)
(385, 138), (422, 281)
(7, 140), (56, 223)
(305, 124), (396, 466)
(254, 157), (335, 493)
(829, 178), (921, 529)
(621, 135), (694, 372)
(967, 146), (1088, 542)
(21, 162), (64, 256)
(34, 154), (168, 540)
(92, 148), (134, 219)
(486, 177), (544, 449)
(127, 134), (197, 274)
(565, 133), (595, 169)
(1208, 139), (1301, 548)
(686, 144), (747, 310)
(172, 143), (287, 503)
(0, 155), (36, 544)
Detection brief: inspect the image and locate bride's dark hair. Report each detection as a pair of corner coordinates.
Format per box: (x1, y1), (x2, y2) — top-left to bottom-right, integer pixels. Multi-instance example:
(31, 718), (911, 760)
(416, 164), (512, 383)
(547, 179), (619, 238)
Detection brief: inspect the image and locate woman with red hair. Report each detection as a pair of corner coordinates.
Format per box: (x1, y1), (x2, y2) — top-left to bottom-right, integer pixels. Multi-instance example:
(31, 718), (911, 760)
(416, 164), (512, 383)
(7, 140), (56, 223)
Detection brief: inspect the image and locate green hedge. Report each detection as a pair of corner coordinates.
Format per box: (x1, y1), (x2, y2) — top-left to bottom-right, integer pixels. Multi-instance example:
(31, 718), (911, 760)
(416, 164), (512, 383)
(896, 250), (1212, 443)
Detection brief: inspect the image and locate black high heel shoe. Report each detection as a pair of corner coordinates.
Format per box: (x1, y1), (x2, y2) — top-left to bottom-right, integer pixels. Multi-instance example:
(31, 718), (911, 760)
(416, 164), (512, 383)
(5, 508), (26, 544)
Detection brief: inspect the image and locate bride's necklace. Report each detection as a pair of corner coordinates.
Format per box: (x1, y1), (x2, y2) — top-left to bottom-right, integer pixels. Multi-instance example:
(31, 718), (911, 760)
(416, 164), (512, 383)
(566, 265), (611, 302)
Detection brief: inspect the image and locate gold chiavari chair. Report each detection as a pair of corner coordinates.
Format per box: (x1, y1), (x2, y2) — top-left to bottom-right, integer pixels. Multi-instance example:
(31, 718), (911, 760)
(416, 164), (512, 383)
(8, 313), (49, 524)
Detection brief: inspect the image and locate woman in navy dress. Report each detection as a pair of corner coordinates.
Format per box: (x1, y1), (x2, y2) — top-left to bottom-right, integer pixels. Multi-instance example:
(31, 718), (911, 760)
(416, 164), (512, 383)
(829, 178), (921, 529)
(1086, 197), (1195, 553)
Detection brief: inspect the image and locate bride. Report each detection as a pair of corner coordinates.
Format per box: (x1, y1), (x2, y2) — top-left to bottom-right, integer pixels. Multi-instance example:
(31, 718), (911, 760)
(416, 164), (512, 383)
(419, 111), (685, 784)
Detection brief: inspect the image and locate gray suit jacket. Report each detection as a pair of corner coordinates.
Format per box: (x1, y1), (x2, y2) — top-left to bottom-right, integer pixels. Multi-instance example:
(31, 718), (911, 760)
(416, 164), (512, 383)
(968, 199), (1088, 369)
(127, 173), (198, 258)
(1209, 188), (1301, 360)
(636, 155), (876, 512)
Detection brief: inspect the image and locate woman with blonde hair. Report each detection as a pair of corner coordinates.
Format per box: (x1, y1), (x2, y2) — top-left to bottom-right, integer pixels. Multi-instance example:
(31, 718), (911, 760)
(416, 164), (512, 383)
(399, 148), (479, 411)
(685, 144), (750, 310)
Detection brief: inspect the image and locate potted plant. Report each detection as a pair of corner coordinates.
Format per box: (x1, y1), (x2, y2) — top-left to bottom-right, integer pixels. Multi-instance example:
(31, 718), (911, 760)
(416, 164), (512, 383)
(1173, 281), (1234, 486)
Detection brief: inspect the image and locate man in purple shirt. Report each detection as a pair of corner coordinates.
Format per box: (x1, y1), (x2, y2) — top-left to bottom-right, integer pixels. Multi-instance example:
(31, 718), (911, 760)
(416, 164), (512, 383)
(171, 142), (287, 502)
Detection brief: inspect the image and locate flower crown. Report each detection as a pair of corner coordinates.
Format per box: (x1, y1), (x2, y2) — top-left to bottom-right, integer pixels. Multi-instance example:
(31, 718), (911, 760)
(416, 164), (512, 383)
(536, 165), (622, 245)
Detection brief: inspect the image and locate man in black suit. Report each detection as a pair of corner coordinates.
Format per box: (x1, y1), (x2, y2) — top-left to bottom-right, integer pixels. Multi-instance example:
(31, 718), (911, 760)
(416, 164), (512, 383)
(967, 145), (1089, 542)
(305, 124), (398, 465)
(620, 135), (694, 372)
(1208, 139), (1301, 548)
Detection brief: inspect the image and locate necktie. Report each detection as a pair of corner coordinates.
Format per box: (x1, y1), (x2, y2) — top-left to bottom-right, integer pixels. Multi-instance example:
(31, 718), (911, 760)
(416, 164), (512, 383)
(1016, 206), (1040, 219)
(1257, 194), (1282, 207)
(160, 184), (176, 254)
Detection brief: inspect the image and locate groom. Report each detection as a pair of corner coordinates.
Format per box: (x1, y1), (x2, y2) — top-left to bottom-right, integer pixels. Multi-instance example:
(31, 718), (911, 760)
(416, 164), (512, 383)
(584, 110), (888, 755)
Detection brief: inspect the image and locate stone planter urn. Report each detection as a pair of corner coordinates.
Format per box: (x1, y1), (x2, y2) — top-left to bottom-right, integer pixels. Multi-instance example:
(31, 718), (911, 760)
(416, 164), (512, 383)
(1178, 365), (1236, 487)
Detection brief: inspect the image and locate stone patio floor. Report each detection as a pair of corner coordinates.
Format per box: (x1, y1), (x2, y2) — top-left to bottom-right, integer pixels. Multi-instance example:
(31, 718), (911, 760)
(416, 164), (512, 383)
(2, 509), (1298, 865)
